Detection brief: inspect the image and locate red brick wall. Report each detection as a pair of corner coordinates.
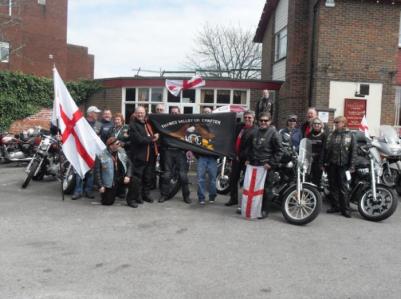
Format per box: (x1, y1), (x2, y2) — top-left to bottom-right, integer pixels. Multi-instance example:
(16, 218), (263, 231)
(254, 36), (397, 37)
(0, 0), (93, 80)
(260, 0), (400, 128)
(66, 44), (95, 81)
(8, 108), (52, 134)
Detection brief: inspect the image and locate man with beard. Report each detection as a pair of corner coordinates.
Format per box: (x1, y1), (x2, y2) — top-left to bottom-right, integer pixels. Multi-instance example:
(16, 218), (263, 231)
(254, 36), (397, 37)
(225, 110), (257, 208)
(244, 112), (284, 218)
(255, 89), (274, 122)
(128, 106), (159, 204)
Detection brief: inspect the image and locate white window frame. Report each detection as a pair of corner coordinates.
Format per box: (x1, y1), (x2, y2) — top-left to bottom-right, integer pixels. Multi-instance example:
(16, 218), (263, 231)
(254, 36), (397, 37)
(0, 41), (10, 63)
(275, 27), (287, 61)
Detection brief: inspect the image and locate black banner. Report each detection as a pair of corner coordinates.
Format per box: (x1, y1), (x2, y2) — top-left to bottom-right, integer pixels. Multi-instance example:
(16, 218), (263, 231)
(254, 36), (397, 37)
(148, 112), (237, 158)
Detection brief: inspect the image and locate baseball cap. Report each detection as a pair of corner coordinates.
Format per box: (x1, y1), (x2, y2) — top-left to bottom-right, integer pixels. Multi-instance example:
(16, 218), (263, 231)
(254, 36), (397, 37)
(287, 114), (298, 121)
(87, 106), (101, 113)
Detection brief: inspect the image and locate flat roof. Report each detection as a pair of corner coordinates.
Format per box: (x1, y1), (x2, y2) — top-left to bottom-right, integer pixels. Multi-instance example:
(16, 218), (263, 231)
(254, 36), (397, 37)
(96, 77), (283, 90)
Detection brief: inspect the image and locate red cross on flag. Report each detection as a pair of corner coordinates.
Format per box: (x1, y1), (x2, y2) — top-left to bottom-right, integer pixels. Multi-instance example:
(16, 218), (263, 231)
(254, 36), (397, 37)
(51, 67), (106, 178)
(358, 115), (370, 138)
(165, 75), (205, 96)
(241, 165), (267, 219)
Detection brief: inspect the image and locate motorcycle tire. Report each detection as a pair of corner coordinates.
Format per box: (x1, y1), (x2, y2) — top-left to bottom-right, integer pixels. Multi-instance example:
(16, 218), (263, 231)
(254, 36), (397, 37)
(381, 166), (398, 187)
(281, 184), (322, 225)
(216, 164), (231, 195)
(395, 174), (401, 196)
(357, 184), (398, 222)
(21, 159), (40, 189)
(62, 166), (76, 195)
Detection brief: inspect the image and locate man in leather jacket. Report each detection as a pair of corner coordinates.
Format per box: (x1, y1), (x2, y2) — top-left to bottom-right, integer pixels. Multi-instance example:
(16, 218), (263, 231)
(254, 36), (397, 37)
(323, 116), (357, 218)
(95, 137), (136, 207)
(245, 112), (284, 218)
(129, 106), (159, 204)
(225, 110), (257, 207)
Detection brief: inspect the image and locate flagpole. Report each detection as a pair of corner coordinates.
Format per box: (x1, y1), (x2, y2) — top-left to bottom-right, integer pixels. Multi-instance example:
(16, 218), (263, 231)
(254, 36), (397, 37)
(53, 64), (65, 201)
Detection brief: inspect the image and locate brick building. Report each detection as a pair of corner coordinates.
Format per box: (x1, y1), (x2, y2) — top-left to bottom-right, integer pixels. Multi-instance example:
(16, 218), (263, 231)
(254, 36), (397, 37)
(0, 0), (94, 80)
(254, 0), (401, 135)
(86, 77), (282, 122)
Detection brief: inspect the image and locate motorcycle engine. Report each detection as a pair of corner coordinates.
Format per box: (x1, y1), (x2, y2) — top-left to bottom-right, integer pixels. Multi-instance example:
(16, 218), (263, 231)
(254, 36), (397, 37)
(9, 151), (25, 160)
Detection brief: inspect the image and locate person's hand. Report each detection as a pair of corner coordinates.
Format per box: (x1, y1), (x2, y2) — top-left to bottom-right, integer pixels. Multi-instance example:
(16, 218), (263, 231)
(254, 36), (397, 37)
(263, 163), (271, 170)
(99, 186), (105, 193)
(124, 176), (130, 184)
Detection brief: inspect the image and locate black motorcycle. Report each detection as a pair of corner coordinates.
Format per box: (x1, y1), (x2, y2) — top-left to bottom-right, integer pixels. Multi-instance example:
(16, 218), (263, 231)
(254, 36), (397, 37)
(21, 134), (75, 193)
(264, 138), (322, 225)
(347, 133), (397, 221)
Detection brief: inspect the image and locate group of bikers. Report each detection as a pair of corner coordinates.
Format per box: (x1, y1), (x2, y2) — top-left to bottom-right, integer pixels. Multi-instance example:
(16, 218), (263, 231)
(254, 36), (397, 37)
(71, 89), (357, 219)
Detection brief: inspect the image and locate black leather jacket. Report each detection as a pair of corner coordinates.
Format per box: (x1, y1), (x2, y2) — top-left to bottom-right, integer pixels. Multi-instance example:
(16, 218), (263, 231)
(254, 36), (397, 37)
(324, 129), (357, 168)
(247, 126), (283, 167)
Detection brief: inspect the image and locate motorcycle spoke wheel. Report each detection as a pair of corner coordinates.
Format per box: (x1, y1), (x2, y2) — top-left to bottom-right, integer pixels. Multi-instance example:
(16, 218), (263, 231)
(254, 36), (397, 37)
(284, 189), (317, 221)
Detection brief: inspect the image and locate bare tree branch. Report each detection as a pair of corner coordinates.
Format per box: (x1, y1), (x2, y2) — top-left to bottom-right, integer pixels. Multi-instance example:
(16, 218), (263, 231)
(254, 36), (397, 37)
(184, 23), (261, 79)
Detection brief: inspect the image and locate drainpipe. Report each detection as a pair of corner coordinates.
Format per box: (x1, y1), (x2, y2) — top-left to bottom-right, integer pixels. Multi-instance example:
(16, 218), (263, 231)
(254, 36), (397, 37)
(308, 0), (320, 108)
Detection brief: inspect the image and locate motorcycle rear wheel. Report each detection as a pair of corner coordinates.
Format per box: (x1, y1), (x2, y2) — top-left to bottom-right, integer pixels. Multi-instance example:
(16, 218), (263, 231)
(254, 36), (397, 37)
(357, 184), (397, 222)
(281, 185), (322, 225)
(21, 159), (40, 189)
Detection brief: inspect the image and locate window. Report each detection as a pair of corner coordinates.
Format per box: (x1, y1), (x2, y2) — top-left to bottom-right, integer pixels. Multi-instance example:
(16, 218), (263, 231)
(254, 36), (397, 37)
(0, 42), (10, 63)
(182, 89), (195, 103)
(126, 88), (136, 102)
(151, 87), (163, 102)
(201, 89), (214, 103)
(233, 90), (247, 105)
(275, 27), (287, 61)
(217, 90), (230, 104)
(138, 88), (149, 102)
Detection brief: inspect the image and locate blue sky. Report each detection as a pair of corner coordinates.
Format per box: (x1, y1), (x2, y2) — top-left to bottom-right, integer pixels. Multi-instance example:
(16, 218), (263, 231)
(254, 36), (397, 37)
(67, 0), (266, 78)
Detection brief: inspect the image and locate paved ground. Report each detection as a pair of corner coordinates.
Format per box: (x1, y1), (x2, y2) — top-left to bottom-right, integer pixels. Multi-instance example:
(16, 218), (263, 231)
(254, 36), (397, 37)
(1, 163), (401, 299)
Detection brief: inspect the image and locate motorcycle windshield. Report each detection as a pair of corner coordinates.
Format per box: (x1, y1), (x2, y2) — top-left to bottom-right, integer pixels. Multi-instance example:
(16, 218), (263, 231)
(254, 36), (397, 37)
(298, 138), (312, 173)
(379, 125), (399, 145)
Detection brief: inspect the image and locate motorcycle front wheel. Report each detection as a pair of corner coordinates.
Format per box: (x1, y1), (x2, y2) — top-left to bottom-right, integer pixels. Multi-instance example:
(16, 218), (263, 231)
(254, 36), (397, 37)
(21, 159), (40, 189)
(62, 164), (76, 194)
(281, 185), (322, 225)
(216, 164), (231, 195)
(357, 184), (397, 222)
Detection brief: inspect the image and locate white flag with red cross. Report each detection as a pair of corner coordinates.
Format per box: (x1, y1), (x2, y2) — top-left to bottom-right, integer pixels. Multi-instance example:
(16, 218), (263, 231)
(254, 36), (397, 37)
(358, 115), (370, 138)
(241, 165), (267, 219)
(51, 67), (105, 178)
(165, 75), (205, 96)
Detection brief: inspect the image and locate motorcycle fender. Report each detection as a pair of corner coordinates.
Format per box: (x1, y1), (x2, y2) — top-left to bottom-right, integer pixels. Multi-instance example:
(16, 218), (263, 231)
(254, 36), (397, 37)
(349, 181), (369, 204)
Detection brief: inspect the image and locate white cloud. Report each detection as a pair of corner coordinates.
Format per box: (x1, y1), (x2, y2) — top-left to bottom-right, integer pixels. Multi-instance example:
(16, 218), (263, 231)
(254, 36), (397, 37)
(67, 0), (266, 78)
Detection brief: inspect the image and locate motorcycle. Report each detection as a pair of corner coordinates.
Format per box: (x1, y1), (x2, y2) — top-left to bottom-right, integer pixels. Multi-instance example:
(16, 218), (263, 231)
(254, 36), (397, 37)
(371, 125), (401, 195)
(265, 138), (322, 225)
(346, 132), (398, 221)
(21, 134), (75, 193)
(0, 128), (41, 163)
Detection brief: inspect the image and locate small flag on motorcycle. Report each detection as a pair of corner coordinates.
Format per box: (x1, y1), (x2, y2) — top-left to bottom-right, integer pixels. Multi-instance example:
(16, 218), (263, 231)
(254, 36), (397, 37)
(359, 115), (370, 139)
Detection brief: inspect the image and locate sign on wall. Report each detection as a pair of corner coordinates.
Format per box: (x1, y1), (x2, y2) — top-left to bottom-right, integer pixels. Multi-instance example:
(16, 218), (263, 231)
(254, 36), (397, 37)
(344, 98), (366, 129)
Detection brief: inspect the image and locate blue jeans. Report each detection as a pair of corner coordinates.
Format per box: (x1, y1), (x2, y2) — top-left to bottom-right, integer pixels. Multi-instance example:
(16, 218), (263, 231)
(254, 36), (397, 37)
(73, 170), (94, 195)
(197, 156), (217, 201)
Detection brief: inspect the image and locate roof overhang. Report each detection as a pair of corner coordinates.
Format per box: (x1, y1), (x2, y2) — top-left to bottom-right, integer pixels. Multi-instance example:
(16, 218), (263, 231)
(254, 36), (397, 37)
(253, 0), (279, 43)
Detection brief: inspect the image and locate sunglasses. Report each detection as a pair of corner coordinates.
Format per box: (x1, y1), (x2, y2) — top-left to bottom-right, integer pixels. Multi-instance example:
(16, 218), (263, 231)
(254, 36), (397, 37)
(259, 119), (270, 123)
